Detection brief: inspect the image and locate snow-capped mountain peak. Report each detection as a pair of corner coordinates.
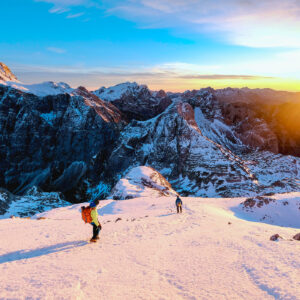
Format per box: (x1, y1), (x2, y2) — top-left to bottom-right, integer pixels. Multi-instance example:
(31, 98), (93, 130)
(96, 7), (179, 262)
(19, 81), (74, 97)
(0, 62), (18, 82)
(93, 81), (149, 101)
(0, 62), (75, 96)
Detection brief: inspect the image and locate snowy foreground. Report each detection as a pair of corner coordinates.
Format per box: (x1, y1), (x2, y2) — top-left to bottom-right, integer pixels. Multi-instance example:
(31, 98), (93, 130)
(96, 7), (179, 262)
(0, 195), (300, 299)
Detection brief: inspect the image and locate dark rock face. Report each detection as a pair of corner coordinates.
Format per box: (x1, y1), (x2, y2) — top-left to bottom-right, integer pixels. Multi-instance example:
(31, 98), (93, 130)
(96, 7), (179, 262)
(0, 86), (124, 202)
(0, 188), (14, 215)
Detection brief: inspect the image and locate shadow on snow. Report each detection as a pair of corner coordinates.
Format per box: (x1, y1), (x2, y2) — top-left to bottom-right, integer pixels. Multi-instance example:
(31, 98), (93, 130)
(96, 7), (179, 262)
(0, 240), (88, 264)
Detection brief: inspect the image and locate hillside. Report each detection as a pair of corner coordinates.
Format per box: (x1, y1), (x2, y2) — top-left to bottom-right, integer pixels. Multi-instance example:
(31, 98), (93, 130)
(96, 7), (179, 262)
(0, 194), (299, 299)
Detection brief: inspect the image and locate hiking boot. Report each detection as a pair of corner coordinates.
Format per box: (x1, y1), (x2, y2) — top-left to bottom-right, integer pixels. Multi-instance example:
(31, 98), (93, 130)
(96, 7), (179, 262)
(90, 238), (97, 243)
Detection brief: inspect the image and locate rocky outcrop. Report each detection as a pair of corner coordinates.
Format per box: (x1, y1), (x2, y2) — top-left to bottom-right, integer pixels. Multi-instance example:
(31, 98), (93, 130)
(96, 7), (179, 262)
(293, 233), (300, 241)
(0, 62), (18, 82)
(235, 194), (300, 228)
(270, 234), (282, 241)
(110, 166), (178, 200)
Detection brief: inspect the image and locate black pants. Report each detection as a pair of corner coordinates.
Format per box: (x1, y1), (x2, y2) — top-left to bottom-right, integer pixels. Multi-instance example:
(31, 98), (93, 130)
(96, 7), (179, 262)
(91, 223), (101, 239)
(176, 205), (182, 213)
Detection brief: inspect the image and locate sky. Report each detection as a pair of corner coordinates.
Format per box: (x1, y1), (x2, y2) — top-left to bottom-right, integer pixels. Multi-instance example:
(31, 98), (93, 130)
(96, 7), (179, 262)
(1, 0), (300, 91)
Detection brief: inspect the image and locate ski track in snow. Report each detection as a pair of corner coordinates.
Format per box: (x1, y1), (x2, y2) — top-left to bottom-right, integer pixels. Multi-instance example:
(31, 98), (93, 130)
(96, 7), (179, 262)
(0, 196), (299, 299)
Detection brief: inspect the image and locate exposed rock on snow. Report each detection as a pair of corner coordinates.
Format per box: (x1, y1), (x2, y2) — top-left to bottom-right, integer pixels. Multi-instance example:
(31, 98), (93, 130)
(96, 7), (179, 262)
(293, 233), (300, 240)
(270, 233), (282, 241)
(242, 196), (275, 208)
(235, 193), (300, 228)
(110, 166), (178, 200)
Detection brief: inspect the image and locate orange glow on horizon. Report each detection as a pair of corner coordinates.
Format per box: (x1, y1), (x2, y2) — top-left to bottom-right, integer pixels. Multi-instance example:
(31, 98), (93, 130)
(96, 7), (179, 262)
(143, 78), (300, 93)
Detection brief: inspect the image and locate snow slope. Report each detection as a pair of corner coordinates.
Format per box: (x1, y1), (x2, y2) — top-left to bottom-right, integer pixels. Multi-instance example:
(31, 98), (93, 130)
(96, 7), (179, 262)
(0, 81), (74, 96)
(0, 194), (299, 299)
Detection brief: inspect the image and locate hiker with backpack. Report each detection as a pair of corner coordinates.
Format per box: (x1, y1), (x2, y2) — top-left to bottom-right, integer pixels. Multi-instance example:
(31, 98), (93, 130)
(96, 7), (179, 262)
(175, 196), (183, 213)
(81, 199), (102, 243)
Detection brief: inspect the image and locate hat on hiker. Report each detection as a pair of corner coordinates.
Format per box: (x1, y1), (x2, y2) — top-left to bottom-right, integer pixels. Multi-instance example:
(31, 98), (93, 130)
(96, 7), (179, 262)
(90, 199), (99, 208)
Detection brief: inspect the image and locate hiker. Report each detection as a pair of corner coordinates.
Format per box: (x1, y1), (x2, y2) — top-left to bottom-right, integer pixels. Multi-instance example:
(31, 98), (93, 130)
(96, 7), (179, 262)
(175, 196), (183, 213)
(90, 199), (102, 242)
(81, 199), (102, 242)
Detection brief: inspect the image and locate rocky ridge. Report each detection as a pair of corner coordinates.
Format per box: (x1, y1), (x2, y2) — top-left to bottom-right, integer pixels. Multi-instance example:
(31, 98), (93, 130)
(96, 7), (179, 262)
(0, 62), (18, 82)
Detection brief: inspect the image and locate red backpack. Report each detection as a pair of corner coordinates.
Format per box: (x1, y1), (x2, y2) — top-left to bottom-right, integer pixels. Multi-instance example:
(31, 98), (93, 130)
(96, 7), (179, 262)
(81, 206), (92, 223)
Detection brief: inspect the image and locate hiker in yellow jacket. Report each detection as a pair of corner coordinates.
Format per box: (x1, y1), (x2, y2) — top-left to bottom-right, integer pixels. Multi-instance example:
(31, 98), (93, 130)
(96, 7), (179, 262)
(89, 199), (102, 242)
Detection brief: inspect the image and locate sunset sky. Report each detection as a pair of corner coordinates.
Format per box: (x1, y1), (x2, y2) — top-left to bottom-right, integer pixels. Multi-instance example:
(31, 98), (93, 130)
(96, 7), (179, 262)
(2, 0), (300, 91)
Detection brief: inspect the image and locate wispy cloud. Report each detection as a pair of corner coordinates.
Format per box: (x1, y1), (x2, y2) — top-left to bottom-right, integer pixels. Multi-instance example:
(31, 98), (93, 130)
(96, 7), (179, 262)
(11, 61), (277, 80)
(66, 12), (85, 18)
(13, 61), (300, 92)
(47, 47), (66, 54)
(104, 0), (300, 48)
(49, 7), (70, 14)
(36, 0), (88, 6)
(180, 74), (275, 80)
(36, 0), (300, 48)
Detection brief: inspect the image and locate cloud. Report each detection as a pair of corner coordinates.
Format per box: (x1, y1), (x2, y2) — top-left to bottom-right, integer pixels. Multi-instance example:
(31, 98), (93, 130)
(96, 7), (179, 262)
(49, 7), (70, 13)
(103, 0), (300, 48)
(13, 61), (300, 92)
(66, 12), (85, 18)
(180, 74), (275, 80)
(36, 0), (88, 6)
(46, 47), (66, 53)
(35, 0), (300, 47)
(10, 61), (276, 80)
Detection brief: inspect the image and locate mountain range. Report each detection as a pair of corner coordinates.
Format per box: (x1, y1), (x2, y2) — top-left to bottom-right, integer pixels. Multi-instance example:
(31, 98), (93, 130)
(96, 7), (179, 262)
(0, 62), (299, 215)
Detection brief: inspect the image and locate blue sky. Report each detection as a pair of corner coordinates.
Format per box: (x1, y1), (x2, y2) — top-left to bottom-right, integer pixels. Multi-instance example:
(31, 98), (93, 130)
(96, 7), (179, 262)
(1, 0), (300, 91)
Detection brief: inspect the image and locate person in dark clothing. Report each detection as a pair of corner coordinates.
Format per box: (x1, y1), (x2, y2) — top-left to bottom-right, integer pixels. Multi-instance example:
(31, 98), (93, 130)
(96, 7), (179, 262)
(175, 196), (183, 213)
